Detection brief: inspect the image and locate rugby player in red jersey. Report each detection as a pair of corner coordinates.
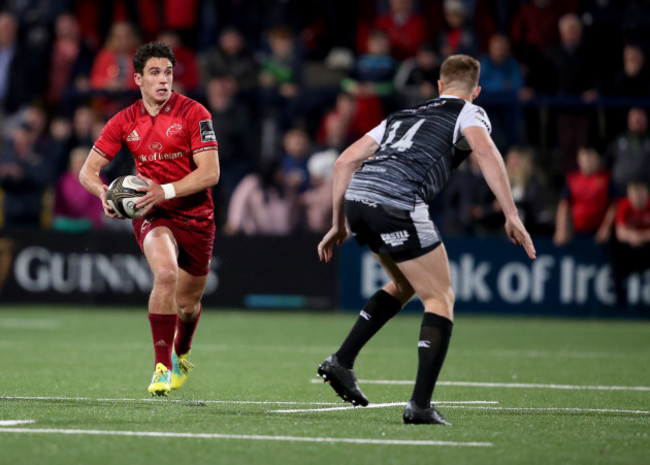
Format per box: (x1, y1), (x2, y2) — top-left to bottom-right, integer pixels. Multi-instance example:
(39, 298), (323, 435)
(79, 42), (220, 396)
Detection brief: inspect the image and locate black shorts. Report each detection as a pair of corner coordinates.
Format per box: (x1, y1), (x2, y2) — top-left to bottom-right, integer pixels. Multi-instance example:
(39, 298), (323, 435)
(345, 198), (441, 262)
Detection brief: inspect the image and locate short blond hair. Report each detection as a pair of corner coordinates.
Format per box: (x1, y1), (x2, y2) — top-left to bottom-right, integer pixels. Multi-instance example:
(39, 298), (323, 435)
(440, 54), (480, 93)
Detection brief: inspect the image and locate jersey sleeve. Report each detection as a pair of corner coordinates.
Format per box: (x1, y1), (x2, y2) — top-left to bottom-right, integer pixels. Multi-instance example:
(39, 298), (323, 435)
(92, 113), (124, 161)
(458, 103), (492, 135)
(188, 102), (219, 155)
(365, 120), (387, 145)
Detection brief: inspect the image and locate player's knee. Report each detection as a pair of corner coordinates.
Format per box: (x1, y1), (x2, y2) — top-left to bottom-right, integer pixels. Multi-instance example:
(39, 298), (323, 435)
(153, 263), (178, 290)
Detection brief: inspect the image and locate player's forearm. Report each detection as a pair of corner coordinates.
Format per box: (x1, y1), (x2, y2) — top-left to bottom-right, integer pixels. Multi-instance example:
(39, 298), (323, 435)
(78, 163), (106, 199)
(474, 147), (518, 218)
(330, 159), (355, 229)
(166, 154), (220, 198)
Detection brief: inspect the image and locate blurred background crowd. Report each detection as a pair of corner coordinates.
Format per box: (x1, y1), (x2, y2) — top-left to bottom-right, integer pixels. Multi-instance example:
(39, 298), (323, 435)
(0, 0), (649, 252)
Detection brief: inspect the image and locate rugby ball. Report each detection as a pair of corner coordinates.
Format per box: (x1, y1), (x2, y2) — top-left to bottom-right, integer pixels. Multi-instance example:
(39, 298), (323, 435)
(106, 175), (148, 218)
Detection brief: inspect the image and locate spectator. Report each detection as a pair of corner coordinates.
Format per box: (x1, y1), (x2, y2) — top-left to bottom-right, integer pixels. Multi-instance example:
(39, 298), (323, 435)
(156, 30), (200, 93)
(223, 160), (299, 236)
(581, 0), (623, 93)
(478, 34), (526, 151)
(611, 179), (650, 308)
(606, 108), (650, 195)
(66, 105), (98, 152)
(373, 0), (428, 62)
(280, 127), (313, 194)
(200, 27), (258, 94)
(610, 44), (650, 98)
(0, 12), (30, 115)
(53, 146), (105, 232)
(316, 92), (357, 149)
(479, 34), (524, 96)
(44, 13), (95, 110)
(300, 148), (337, 233)
(441, 153), (502, 235)
(545, 13), (598, 173)
(89, 22), (140, 92)
(510, 0), (567, 93)
(0, 122), (53, 229)
(603, 44), (650, 139)
(438, 0), (479, 59)
(257, 25), (304, 157)
(505, 146), (553, 235)
(394, 42), (440, 108)
(342, 29), (397, 134)
(205, 76), (257, 226)
(553, 147), (617, 246)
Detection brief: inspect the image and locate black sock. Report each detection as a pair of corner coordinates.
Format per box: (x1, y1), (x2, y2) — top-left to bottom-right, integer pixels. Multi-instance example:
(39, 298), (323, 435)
(335, 290), (402, 368)
(410, 312), (453, 409)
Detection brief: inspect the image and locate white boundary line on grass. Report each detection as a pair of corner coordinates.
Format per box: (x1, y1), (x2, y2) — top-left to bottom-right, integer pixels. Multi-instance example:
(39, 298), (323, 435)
(270, 401), (498, 413)
(309, 379), (650, 392)
(271, 404), (649, 415)
(0, 396), (341, 406)
(442, 406), (650, 415)
(0, 420), (35, 426)
(0, 427), (493, 447)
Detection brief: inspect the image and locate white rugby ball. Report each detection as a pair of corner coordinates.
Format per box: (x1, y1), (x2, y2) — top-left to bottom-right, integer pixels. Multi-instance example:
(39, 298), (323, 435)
(106, 175), (148, 218)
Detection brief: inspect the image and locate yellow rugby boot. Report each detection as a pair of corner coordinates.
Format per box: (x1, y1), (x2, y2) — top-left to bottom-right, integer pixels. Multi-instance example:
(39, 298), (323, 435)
(171, 350), (194, 390)
(148, 363), (171, 396)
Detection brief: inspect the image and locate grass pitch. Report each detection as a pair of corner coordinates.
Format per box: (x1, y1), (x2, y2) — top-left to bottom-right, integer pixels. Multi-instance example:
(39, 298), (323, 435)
(0, 306), (648, 465)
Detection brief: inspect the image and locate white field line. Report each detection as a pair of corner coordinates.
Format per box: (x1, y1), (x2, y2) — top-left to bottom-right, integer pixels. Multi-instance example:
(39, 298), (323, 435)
(0, 396), (341, 406)
(0, 420), (35, 426)
(271, 403), (649, 416)
(443, 406), (650, 415)
(0, 427), (493, 447)
(310, 379), (650, 392)
(270, 400), (498, 413)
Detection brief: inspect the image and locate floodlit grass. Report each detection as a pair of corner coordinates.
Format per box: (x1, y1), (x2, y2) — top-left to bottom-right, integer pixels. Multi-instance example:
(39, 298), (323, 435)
(0, 307), (648, 465)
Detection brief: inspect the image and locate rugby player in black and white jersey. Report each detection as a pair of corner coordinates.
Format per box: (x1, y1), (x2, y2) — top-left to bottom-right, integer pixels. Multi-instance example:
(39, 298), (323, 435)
(316, 54), (536, 425)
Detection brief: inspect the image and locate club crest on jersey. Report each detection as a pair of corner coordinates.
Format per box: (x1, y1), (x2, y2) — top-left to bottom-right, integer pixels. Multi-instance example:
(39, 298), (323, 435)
(166, 122), (183, 137)
(199, 120), (216, 142)
(380, 230), (409, 247)
(149, 142), (162, 151)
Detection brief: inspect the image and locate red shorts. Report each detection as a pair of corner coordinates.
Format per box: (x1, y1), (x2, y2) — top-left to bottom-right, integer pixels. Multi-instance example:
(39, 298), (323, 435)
(132, 216), (215, 276)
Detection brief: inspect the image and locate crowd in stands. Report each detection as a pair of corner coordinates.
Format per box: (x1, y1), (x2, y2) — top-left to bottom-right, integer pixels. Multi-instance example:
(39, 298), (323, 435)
(0, 0), (649, 272)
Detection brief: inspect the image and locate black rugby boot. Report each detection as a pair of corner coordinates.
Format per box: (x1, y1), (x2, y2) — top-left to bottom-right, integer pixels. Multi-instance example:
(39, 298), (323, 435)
(317, 355), (369, 406)
(403, 400), (452, 425)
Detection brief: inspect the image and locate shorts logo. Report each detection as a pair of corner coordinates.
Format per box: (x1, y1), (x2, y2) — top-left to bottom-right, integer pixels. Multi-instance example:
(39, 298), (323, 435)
(149, 142), (162, 151)
(199, 120), (216, 143)
(166, 123), (183, 137)
(140, 219), (152, 233)
(380, 230), (409, 247)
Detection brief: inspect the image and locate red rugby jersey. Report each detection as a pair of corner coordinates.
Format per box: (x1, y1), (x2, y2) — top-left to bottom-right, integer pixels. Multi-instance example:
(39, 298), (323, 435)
(565, 171), (612, 233)
(93, 91), (218, 231)
(616, 198), (650, 231)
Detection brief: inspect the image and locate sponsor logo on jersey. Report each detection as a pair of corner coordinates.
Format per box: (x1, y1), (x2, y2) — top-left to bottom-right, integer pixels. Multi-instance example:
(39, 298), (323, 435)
(148, 142), (162, 151)
(126, 130), (141, 141)
(199, 120), (216, 142)
(380, 230), (410, 247)
(166, 122), (182, 137)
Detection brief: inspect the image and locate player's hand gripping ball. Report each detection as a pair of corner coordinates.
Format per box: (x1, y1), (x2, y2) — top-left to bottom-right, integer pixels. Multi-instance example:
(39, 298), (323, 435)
(105, 175), (148, 218)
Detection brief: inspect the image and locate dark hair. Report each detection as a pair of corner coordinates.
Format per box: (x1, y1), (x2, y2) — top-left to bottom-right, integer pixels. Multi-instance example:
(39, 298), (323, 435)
(133, 41), (176, 74)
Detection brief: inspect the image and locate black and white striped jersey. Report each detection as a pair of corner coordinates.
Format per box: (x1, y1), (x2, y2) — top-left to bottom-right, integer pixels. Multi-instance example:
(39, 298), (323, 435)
(345, 95), (492, 211)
